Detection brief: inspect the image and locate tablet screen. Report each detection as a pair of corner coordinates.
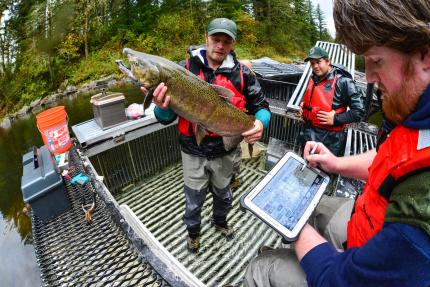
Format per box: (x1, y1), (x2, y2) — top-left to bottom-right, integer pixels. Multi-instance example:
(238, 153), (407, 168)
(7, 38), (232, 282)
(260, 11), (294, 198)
(251, 156), (325, 231)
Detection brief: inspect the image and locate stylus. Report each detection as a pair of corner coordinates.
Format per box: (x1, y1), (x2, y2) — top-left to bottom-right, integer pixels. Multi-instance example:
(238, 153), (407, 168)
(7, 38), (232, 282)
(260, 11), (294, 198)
(301, 143), (319, 171)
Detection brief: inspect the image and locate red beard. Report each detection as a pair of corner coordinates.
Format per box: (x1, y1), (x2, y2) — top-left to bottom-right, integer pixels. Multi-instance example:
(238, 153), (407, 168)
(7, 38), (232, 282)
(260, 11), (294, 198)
(380, 60), (425, 125)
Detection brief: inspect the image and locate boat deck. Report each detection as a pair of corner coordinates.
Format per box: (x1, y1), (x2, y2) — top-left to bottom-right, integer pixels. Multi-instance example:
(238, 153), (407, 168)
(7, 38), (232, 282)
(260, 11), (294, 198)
(31, 50), (378, 285)
(115, 153), (283, 287)
(32, 149), (168, 287)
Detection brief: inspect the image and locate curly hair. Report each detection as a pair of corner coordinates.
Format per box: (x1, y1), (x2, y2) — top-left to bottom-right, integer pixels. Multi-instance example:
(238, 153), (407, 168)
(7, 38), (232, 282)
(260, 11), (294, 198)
(333, 0), (430, 54)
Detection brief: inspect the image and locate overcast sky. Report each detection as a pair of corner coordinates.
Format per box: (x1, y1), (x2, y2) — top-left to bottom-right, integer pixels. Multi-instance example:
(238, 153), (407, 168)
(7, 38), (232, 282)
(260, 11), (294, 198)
(311, 0), (335, 37)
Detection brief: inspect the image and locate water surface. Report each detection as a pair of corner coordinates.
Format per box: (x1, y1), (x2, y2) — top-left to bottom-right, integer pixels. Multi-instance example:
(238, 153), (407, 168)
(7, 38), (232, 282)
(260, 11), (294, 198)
(0, 84), (143, 286)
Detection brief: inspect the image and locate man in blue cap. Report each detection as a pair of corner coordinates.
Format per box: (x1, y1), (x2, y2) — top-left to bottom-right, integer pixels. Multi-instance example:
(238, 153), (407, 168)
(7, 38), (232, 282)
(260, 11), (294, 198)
(147, 18), (271, 253)
(299, 46), (364, 156)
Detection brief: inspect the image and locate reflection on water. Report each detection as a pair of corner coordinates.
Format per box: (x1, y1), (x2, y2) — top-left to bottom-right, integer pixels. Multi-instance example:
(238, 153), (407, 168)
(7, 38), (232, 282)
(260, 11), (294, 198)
(0, 84), (143, 285)
(0, 213), (41, 287)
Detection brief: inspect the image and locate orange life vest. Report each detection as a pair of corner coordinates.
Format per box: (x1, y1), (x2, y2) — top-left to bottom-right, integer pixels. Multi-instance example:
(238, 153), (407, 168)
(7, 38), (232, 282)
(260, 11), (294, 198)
(177, 61), (246, 137)
(302, 75), (347, 132)
(347, 126), (430, 248)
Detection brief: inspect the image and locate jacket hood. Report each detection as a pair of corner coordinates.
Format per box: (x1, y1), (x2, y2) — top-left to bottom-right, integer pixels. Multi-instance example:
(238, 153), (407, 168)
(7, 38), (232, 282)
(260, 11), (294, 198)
(331, 64), (353, 79)
(404, 85), (430, 129)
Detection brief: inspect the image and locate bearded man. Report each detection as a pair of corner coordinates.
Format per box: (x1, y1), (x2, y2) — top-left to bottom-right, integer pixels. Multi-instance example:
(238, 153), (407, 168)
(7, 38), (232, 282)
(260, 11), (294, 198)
(244, 0), (430, 286)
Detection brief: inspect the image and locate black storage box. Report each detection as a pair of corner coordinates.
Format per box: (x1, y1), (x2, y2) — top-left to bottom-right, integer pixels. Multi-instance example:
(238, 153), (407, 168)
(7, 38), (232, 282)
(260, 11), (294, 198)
(90, 92), (127, 129)
(21, 146), (70, 221)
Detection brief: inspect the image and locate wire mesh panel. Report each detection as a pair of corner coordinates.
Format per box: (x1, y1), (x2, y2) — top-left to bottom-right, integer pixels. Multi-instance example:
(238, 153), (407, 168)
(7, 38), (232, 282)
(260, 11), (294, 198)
(344, 123), (378, 157)
(333, 123), (378, 199)
(116, 155), (284, 287)
(262, 111), (303, 154)
(32, 149), (168, 287)
(251, 60), (303, 82)
(89, 125), (181, 194)
(259, 79), (297, 111)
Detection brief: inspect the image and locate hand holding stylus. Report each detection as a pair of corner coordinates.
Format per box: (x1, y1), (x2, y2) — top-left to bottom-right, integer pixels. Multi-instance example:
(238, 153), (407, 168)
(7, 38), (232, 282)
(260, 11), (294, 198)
(301, 143), (319, 171)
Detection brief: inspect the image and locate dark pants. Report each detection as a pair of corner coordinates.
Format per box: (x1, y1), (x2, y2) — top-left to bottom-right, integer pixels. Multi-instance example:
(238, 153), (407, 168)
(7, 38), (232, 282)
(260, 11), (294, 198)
(184, 184), (232, 234)
(299, 124), (347, 156)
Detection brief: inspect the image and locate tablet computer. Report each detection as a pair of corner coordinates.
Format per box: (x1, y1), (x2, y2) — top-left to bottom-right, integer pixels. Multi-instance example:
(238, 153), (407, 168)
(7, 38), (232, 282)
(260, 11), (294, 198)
(241, 152), (330, 241)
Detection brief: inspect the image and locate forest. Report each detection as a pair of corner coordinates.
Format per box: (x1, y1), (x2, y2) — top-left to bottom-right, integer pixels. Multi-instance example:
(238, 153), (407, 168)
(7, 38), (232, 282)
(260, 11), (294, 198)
(0, 0), (332, 118)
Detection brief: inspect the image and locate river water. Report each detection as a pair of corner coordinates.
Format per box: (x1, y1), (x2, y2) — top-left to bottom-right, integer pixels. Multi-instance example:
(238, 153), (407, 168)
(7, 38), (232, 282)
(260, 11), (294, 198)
(0, 84), (143, 286)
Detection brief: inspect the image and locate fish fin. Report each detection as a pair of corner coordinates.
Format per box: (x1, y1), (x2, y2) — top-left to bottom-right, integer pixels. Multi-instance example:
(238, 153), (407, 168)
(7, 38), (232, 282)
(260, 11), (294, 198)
(248, 143), (254, 158)
(223, 136), (242, 151)
(194, 124), (206, 146)
(211, 84), (234, 101)
(143, 88), (154, 111)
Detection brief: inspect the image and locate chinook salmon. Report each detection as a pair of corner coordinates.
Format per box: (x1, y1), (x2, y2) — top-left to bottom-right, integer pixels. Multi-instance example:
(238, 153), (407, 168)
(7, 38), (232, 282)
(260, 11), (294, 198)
(116, 48), (255, 152)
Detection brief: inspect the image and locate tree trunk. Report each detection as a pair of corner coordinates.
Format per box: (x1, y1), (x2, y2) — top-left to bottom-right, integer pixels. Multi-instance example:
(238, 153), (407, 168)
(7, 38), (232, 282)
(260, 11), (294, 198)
(84, 9), (89, 61)
(0, 33), (6, 74)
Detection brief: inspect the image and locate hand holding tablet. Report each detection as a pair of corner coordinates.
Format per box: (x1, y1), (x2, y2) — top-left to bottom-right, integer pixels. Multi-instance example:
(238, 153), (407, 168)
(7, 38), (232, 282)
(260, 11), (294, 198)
(241, 152), (330, 241)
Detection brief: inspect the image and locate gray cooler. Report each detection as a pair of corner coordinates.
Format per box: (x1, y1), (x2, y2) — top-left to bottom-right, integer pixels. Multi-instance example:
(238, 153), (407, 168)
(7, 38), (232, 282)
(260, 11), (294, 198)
(91, 91), (127, 129)
(21, 146), (70, 221)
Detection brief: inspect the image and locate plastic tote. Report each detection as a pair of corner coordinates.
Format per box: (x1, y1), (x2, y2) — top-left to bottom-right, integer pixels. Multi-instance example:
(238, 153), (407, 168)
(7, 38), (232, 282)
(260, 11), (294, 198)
(36, 106), (72, 155)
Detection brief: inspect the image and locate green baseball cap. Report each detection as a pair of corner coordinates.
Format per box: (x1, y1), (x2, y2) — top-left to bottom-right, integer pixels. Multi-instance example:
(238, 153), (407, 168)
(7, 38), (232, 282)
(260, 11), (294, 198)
(305, 47), (329, 62)
(207, 18), (237, 40)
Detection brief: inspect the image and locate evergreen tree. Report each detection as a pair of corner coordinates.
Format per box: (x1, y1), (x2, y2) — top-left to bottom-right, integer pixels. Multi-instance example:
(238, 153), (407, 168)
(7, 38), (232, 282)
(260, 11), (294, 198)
(314, 3), (331, 41)
(0, 0), (338, 116)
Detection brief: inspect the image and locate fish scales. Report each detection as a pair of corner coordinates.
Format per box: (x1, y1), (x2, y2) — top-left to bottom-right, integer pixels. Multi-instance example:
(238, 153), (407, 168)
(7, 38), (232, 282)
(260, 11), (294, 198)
(119, 48), (255, 143)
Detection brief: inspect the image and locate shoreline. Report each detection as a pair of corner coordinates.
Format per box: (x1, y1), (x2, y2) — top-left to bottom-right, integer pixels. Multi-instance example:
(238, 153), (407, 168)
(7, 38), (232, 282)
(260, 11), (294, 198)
(0, 75), (134, 129)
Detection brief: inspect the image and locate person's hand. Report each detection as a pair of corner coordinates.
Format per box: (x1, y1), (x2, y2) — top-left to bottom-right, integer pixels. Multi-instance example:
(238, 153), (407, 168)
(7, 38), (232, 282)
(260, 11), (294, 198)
(242, 119), (263, 144)
(317, 110), (335, 125)
(140, 82), (170, 109)
(299, 102), (304, 117)
(303, 141), (339, 174)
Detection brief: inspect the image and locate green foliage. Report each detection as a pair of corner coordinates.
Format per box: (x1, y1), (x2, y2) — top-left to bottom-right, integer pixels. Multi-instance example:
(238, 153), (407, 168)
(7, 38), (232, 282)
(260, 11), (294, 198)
(0, 51), (52, 110)
(234, 10), (258, 47)
(131, 34), (160, 54)
(356, 55), (365, 72)
(154, 12), (204, 58)
(68, 48), (122, 85)
(58, 33), (82, 61)
(0, 0), (337, 118)
(314, 3), (332, 42)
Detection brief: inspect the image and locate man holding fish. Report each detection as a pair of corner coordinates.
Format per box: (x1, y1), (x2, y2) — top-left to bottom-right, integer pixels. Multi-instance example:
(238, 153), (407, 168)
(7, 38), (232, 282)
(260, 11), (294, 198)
(140, 18), (271, 252)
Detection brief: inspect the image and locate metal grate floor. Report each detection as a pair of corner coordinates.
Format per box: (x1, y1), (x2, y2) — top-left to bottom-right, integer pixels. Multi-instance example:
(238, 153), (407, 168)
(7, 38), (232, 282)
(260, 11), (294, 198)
(116, 154), (284, 287)
(32, 149), (168, 287)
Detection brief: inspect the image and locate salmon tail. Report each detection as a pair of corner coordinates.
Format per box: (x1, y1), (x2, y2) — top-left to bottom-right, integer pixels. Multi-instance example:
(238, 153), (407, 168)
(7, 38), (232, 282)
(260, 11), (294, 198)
(194, 124), (206, 146)
(223, 136), (242, 151)
(248, 143), (254, 158)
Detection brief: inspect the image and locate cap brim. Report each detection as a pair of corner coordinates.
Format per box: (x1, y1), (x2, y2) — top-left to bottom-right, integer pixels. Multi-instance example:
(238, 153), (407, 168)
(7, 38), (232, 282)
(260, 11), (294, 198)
(208, 29), (236, 40)
(304, 56), (322, 62)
